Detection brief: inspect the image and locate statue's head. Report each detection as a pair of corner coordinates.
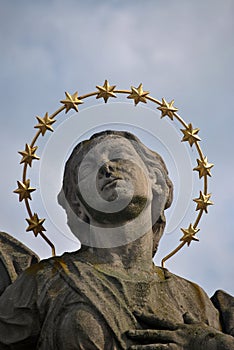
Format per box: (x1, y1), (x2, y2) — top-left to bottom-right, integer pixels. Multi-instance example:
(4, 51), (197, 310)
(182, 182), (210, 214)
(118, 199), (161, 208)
(58, 130), (173, 256)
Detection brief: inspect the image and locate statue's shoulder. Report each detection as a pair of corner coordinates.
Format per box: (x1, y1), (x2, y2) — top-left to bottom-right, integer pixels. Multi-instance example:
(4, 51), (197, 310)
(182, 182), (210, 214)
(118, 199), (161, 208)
(25, 250), (82, 280)
(156, 267), (223, 328)
(157, 266), (213, 302)
(158, 267), (204, 288)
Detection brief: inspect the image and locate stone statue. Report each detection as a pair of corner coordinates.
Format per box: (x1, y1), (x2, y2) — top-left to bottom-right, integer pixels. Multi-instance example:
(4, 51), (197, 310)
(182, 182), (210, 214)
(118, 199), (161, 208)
(0, 130), (233, 349)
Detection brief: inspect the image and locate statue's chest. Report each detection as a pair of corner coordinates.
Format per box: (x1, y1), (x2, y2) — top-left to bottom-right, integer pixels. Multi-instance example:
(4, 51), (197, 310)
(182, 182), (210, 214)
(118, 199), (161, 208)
(117, 278), (187, 324)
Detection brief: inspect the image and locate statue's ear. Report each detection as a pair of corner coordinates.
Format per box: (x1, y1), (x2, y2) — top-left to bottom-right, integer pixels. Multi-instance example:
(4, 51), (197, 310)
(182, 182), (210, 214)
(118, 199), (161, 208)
(57, 188), (66, 209)
(57, 188), (91, 244)
(152, 212), (166, 257)
(58, 189), (89, 221)
(148, 168), (157, 185)
(151, 168), (169, 222)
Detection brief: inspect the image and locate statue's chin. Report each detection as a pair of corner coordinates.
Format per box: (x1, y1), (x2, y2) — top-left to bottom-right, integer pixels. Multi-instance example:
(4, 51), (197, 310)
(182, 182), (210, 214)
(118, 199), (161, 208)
(83, 195), (149, 226)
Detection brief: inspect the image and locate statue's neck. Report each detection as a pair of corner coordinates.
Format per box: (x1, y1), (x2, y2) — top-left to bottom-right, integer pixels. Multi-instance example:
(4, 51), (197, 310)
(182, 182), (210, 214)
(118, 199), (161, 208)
(84, 204), (154, 271)
(82, 228), (154, 272)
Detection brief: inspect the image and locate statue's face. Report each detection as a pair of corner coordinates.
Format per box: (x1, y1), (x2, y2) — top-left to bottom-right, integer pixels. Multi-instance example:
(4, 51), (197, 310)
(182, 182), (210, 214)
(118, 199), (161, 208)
(77, 136), (153, 224)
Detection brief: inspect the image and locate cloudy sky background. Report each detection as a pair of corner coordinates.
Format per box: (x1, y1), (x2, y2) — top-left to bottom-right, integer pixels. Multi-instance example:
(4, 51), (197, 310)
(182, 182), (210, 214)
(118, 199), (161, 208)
(0, 0), (233, 297)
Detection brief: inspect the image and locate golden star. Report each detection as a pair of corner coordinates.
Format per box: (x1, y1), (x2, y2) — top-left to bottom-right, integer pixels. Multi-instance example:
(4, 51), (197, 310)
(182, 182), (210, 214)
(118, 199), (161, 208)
(157, 98), (178, 120)
(14, 179), (36, 202)
(19, 144), (40, 167)
(180, 224), (200, 246)
(127, 83), (149, 105)
(34, 112), (56, 136)
(193, 191), (213, 213)
(181, 123), (201, 147)
(60, 91), (83, 113)
(193, 157), (214, 178)
(26, 213), (46, 237)
(96, 80), (117, 103)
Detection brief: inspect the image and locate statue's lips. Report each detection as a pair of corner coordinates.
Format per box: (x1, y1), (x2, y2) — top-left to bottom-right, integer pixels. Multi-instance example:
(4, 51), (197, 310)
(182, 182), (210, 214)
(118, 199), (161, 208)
(101, 177), (124, 191)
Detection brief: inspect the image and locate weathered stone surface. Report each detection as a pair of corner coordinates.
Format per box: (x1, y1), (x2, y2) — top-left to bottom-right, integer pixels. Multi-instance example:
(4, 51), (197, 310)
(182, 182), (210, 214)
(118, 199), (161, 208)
(211, 290), (234, 337)
(0, 131), (233, 349)
(0, 231), (39, 295)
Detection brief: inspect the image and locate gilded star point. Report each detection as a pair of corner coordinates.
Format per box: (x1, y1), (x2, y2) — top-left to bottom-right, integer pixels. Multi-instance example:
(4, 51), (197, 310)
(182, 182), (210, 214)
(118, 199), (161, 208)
(19, 144), (40, 167)
(127, 83), (149, 105)
(34, 112), (56, 136)
(180, 224), (200, 246)
(14, 179), (36, 202)
(96, 80), (117, 103)
(193, 157), (214, 178)
(60, 91), (83, 113)
(26, 213), (46, 237)
(181, 123), (201, 147)
(193, 191), (213, 213)
(157, 98), (178, 120)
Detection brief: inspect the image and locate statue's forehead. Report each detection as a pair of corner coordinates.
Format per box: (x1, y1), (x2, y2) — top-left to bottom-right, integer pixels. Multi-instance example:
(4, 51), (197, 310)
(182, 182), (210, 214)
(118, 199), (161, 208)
(80, 135), (145, 166)
(86, 136), (137, 155)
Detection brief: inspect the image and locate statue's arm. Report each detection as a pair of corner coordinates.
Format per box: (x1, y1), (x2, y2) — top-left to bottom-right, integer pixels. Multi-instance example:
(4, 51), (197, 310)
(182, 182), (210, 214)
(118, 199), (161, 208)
(0, 270), (40, 349)
(127, 312), (234, 350)
(56, 302), (116, 350)
(211, 289), (234, 337)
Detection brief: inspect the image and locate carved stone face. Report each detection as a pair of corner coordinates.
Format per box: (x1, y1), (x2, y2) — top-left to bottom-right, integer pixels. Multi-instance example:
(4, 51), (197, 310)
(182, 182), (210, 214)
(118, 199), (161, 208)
(59, 130), (173, 249)
(77, 136), (153, 224)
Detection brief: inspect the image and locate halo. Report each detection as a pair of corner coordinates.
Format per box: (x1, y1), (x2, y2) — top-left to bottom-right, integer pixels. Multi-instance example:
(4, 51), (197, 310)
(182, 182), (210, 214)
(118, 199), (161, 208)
(39, 105), (192, 249)
(14, 81), (214, 267)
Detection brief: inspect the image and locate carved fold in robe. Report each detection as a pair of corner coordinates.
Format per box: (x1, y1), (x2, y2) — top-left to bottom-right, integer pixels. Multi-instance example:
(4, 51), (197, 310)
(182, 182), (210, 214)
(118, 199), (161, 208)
(0, 250), (225, 349)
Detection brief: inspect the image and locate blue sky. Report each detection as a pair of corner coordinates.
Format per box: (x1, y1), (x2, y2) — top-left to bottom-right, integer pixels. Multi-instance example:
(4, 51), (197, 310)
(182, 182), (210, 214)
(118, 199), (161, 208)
(0, 0), (233, 296)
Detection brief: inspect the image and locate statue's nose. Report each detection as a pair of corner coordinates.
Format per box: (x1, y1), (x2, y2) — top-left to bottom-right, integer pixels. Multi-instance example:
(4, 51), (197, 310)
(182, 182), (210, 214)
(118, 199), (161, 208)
(99, 162), (115, 178)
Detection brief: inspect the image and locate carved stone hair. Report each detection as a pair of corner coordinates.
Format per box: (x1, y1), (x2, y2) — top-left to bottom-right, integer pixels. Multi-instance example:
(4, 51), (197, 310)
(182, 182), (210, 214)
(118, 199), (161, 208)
(58, 130), (173, 256)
